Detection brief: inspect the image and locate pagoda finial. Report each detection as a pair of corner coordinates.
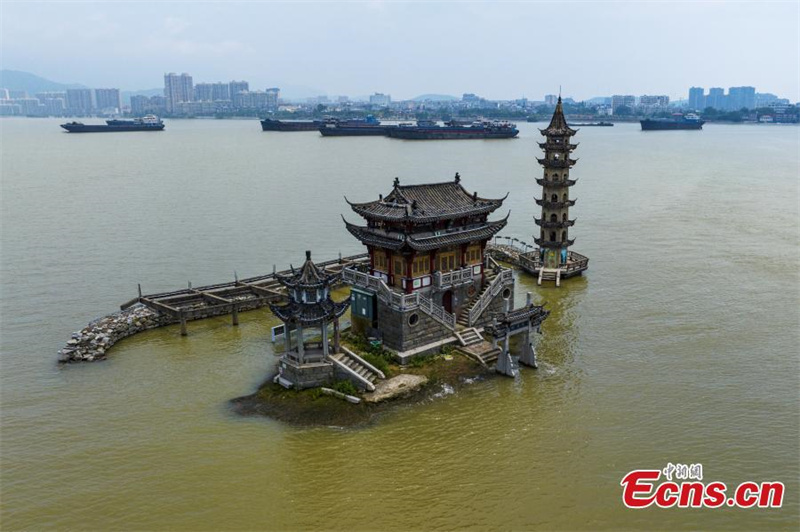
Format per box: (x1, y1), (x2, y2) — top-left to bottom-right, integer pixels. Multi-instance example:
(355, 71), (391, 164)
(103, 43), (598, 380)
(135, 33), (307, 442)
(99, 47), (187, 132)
(305, 250), (311, 261)
(454, 172), (461, 183)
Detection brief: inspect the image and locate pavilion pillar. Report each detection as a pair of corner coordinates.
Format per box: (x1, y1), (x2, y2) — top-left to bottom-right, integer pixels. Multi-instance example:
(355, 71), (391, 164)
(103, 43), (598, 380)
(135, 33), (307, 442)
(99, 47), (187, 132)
(333, 317), (340, 354)
(297, 323), (305, 363)
(387, 251), (394, 285)
(321, 320), (329, 358)
(284, 322), (292, 354)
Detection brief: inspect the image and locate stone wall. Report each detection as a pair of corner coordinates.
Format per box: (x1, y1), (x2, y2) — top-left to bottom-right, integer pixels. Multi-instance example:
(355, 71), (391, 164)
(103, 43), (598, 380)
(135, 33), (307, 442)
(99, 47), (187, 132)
(58, 297), (273, 363)
(58, 303), (176, 363)
(376, 298), (453, 354)
(279, 358), (334, 390)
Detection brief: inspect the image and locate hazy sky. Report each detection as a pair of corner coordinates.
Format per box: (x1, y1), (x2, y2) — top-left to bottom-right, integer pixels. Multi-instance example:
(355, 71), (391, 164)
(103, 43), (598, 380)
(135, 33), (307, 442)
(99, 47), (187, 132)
(3, 1), (799, 101)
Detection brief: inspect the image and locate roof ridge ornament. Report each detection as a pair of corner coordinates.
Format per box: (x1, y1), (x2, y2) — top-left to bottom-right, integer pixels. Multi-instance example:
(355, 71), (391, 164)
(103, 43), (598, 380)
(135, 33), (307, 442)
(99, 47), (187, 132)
(454, 172), (461, 183)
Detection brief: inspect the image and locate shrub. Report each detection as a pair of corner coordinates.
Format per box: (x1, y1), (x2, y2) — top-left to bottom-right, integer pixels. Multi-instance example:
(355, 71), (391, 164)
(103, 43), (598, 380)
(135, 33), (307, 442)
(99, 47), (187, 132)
(361, 352), (389, 375)
(332, 380), (358, 396)
(409, 355), (430, 368)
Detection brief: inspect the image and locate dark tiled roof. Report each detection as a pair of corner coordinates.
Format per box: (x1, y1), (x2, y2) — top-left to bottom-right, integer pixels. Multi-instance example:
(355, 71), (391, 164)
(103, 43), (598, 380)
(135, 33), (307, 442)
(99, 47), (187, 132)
(484, 305), (550, 336)
(344, 216), (508, 251)
(269, 297), (350, 325)
(540, 97), (577, 137)
(276, 251), (339, 289)
(346, 177), (506, 223)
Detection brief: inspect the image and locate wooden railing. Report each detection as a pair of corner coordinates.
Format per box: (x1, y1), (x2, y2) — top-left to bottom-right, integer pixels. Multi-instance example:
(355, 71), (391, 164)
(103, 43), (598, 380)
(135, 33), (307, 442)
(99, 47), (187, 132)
(342, 267), (456, 330)
(468, 268), (512, 326)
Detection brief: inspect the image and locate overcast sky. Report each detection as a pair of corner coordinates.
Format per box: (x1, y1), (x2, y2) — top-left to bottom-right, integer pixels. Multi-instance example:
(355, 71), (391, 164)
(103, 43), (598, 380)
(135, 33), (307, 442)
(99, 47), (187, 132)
(3, 1), (799, 101)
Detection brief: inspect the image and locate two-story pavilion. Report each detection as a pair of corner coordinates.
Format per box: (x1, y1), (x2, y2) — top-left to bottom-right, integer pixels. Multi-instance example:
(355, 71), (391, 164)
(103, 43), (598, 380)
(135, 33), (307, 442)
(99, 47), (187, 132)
(342, 174), (515, 355)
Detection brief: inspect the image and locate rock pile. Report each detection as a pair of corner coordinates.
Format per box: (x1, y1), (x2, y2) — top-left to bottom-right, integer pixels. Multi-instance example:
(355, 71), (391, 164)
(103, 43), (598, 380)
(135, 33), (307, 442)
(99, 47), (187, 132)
(58, 304), (173, 363)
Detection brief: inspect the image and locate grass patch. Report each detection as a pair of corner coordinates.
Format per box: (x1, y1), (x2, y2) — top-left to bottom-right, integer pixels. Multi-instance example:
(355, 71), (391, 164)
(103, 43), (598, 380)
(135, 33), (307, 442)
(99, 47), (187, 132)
(332, 379), (359, 396)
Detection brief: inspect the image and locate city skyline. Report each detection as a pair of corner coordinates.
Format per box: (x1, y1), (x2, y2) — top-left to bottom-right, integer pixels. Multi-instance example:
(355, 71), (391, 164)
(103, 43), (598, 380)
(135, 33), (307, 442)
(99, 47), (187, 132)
(3, 2), (798, 102)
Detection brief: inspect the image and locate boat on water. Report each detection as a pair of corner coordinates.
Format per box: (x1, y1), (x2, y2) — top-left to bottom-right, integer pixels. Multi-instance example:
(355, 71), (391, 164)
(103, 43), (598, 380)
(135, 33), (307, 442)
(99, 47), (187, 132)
(260, 118), (324, 131)
(318, 115), (396, 136)
(61, 115), (165, 133)
(640, 113), (705, 131)
(388, 119), (519, 140)
(570, 122), (614, 127)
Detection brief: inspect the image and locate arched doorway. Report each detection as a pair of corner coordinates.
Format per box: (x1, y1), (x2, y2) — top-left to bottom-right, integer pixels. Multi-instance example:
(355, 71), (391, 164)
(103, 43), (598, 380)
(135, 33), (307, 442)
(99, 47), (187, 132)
(442, 290), (453, 313)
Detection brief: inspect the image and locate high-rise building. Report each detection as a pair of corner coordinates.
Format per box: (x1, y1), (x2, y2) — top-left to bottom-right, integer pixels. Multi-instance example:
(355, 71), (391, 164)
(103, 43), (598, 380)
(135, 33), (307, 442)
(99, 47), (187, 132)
(0, 88), (9, 100)
(611, 95), (635, 113)
(544, 94), (558, 106)
(95, 88), (121, 112)
(66, 89), (93, 114)
(639, 95), (670, 111)
(193, 83), (214, 102)
(211, 82), (230, 101)
(164, 73), (194, 113)
(369, 93), (391, 107)
(707, 87), (725, 110)
(228, 81), (249, 99)
(728, 86), (756, 110)
(265, 88), (280, 111)
(688, 87), (705, 110)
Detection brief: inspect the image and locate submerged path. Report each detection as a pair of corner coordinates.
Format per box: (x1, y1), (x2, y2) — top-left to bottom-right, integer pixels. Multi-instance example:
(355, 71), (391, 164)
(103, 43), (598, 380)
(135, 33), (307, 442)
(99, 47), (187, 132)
(58, 254), (369, 363)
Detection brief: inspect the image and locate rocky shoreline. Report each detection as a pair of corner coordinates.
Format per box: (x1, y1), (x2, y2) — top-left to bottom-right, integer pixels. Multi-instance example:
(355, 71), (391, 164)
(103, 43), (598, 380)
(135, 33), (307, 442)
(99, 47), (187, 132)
(57, 303), (175, 363)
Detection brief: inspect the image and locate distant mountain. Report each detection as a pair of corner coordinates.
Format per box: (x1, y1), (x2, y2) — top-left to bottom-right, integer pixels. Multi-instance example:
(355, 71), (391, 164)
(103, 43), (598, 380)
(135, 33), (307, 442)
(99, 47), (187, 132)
(411, 94), (459, 102)
(0, 70), (86, 94)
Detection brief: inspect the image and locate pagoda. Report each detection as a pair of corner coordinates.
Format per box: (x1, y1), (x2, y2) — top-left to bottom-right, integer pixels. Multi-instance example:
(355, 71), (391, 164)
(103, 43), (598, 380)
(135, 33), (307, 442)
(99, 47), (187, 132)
(528, 96), (589, 284)
(269, 251), (350, 389)
(342, 175), (515, 357)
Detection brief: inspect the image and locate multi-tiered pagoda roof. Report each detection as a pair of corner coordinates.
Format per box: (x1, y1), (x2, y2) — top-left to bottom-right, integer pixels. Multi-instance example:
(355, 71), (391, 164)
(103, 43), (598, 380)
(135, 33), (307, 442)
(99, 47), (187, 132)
(343, 176), (508, 251)
(345, 176), (506, 224)
(539, 96), (577, 137)
(269, 251), (350, 325)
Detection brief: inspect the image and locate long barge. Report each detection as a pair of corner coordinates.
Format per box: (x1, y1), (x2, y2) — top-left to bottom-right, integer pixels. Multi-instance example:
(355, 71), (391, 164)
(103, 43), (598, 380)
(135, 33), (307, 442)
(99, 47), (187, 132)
(261, 118), (324, 131)
(388, 120), (519, 140)
(640, 114), (705, 130)
(61, 115), (165, 133)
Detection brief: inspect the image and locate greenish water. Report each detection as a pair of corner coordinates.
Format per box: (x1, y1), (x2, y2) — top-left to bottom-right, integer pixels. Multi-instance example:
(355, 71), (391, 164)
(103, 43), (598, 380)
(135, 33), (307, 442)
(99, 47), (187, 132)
(1, 118), (798, 530)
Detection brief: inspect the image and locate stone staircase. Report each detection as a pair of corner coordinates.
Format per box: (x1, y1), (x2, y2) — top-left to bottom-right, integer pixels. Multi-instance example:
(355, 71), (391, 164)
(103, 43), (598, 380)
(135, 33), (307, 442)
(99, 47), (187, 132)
(329, 347), (385, 391)
(538, 268), (561, 286)
(455, 327), (483, 347)
(457, 339), (500, 367)
(457, 271), (498, 327)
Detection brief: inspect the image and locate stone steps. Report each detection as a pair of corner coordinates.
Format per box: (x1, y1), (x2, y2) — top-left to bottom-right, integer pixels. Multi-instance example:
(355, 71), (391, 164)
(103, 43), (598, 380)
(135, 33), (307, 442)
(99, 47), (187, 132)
(331, 351), (380, 384)
(455, 327), (483, 347)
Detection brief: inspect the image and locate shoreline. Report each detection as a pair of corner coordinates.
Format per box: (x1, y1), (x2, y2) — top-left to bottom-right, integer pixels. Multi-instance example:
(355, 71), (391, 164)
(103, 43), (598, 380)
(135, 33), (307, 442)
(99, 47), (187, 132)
(230, 354), (493, 428)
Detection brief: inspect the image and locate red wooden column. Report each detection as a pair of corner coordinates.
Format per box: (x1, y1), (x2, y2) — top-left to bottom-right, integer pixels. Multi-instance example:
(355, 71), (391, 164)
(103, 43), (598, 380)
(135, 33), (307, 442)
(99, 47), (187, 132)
(405, 252), (415, 294)
(387, 251), (394, 285)
(461, 243), (468, 267)
(368, 246), (375, 275)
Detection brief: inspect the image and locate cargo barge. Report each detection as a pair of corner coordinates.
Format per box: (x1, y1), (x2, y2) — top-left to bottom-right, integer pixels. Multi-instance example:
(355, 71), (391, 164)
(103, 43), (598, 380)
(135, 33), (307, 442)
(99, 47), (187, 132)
(387, 120), (519, 140)
(260, 118), (324, 131)
(61, 115), (165, 133)
(640, 114), (705, 130)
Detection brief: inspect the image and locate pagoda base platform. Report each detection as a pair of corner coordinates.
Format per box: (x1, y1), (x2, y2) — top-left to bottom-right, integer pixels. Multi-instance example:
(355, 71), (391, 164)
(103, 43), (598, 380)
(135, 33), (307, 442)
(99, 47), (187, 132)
(517, 250), (589, 284)
(277, 355), (334, 390)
